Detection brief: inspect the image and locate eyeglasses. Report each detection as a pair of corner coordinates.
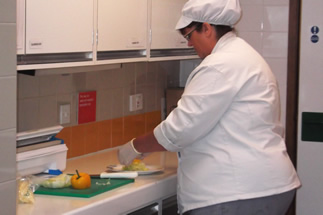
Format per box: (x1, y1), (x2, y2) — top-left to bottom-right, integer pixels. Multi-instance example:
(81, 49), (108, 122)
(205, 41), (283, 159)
(183, 26), (198, 41)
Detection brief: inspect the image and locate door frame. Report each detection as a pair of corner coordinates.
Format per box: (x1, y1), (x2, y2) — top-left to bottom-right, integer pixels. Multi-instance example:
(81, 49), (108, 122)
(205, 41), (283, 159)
(285, 0), (301, 214)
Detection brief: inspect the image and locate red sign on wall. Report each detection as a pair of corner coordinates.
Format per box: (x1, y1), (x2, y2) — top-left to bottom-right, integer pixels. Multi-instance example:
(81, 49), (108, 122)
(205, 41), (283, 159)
(78, 91), (96, 124)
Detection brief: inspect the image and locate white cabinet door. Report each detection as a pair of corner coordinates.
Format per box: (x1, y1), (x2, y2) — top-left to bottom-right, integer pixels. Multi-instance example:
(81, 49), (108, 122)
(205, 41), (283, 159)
(16, 0), (25, 55)
(150, 0), (188, 50)
(25, 0), (94, 54)
(97, 0), (148, 52)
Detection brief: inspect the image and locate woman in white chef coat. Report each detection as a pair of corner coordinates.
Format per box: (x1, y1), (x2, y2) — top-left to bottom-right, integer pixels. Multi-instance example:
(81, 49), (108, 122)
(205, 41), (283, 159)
(118, 0), (301, 214)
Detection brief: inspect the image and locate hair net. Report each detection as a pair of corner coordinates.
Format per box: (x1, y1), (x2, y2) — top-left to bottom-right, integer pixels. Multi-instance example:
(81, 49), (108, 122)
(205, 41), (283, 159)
(175, 0), (241, 30)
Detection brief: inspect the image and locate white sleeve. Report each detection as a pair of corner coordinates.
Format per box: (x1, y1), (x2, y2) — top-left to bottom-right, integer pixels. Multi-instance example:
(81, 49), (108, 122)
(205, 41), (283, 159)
(154, 64), (239, 151)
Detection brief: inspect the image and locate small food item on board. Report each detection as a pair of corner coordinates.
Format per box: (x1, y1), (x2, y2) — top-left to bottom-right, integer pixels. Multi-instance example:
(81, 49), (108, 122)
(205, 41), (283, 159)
(41, 174), (72, 188)
(123, 159), (148, 171)
(71, 170), (91, 189)
(18, 179), (35, 204)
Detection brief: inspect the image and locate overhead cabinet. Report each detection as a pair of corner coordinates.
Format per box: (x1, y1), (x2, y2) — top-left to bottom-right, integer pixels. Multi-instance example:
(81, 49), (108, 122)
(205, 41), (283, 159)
(149, 0), (196, 59)
(97, 0), (148, 61)
(18, 0), (94, 65)
(16, 0), (197, 70)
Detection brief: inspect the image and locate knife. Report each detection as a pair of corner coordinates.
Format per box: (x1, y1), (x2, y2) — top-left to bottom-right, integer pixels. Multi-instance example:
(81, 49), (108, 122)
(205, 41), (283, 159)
(90, 172), (138, 179)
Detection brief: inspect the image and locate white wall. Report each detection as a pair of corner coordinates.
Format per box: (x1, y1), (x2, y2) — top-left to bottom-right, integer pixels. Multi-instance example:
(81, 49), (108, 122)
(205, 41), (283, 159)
(236, 0), (290, 128)
(0, 0), (17, 214)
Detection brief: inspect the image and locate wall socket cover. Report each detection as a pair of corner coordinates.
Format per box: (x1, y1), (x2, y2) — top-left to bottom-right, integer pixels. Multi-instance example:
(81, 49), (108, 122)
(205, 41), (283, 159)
(129, 94), (143, 111)
(59, 104), (71, 124)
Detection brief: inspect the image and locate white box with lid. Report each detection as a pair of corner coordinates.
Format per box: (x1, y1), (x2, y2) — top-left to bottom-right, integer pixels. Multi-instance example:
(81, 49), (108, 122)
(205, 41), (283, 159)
(17, 144), (68, 176)
(16, 126), (68, 176)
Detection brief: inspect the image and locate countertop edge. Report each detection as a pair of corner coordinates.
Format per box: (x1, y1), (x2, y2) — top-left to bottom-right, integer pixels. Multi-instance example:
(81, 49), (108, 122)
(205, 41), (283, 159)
(65, 174), (178, 215)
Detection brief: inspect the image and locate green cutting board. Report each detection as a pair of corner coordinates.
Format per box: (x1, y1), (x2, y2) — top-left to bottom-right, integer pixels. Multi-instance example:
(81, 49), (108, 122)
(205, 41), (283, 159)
(34, 178), (134, 198)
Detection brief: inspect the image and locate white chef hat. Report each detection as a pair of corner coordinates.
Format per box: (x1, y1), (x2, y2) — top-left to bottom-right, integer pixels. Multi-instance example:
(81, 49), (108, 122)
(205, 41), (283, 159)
(175, 0), (242, 30)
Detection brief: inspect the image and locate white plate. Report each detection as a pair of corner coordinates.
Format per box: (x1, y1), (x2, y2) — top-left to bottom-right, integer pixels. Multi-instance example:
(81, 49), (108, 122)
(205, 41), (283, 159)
(107, 164), (164, 175)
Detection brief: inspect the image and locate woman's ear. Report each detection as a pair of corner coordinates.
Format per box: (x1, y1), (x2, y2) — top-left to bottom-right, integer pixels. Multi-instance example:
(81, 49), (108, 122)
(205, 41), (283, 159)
(202, 23), (218, 48)
(202, 23), (215, 38)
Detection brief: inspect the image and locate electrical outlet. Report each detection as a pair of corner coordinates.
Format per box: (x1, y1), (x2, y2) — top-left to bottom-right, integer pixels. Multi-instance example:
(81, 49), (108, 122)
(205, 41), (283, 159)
(129, 94), (143, 111)
(135, 94), (143, 110)
(59, 104), (71, 124)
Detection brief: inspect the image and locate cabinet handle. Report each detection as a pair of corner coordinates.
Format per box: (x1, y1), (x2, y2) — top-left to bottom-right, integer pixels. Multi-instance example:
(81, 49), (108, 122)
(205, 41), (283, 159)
(96, 30), (99, 45)
(92, 31), (94, 46)
(149, 29), (152, 45)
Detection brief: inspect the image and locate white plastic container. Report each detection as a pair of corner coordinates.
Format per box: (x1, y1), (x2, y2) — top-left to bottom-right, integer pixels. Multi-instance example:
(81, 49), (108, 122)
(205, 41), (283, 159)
(17, 144), (68, 176)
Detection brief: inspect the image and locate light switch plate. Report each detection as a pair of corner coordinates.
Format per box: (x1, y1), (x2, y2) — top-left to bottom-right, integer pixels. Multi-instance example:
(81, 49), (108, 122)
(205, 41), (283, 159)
(59, 104), (71, 124)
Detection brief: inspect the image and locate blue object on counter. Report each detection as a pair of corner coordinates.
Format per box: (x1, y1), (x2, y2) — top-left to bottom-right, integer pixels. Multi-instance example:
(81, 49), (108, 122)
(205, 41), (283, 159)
(49, 136), (65, 144)
(47, 169), (63, 175)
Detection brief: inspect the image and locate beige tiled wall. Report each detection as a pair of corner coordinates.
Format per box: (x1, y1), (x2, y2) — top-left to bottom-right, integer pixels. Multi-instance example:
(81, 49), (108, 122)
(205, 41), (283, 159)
(0, 180), (17, 215)
(18, 61), (180, 157)
(0, 0), (17, 213)
(237, 0), (290, 127)
(17, 61), (179, 131)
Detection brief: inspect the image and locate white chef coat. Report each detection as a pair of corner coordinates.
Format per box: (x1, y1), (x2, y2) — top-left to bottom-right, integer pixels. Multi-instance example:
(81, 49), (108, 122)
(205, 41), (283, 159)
(154, 32), (301, 213)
